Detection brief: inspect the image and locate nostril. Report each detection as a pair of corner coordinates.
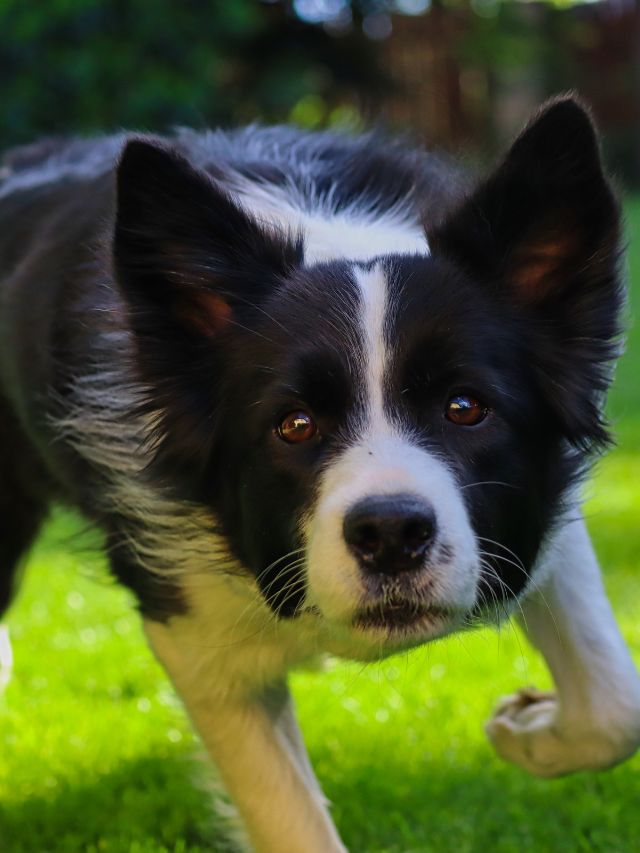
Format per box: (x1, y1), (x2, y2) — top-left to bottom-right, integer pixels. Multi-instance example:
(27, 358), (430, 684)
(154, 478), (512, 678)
(352, 522), (382, 561)
(402, 514), (436, 556)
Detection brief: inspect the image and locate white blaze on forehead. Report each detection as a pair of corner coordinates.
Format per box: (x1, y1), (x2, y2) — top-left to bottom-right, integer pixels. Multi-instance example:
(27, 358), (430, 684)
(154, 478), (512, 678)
(234, 180), (430, 263)
(353, 262), (391, 428)
(294, 212), (428, 264)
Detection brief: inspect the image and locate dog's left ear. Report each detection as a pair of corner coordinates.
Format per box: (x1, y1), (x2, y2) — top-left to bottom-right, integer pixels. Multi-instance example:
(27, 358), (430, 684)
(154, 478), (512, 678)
(429, 97), (623, 448)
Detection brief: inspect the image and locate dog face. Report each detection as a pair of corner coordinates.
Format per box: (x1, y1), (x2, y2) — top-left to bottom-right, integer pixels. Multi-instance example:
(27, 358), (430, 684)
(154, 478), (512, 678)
(113, 99), (622, 654)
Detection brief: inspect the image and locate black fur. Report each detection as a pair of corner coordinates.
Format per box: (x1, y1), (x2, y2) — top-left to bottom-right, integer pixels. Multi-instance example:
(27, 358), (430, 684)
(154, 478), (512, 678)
(0, 97), (623, 624)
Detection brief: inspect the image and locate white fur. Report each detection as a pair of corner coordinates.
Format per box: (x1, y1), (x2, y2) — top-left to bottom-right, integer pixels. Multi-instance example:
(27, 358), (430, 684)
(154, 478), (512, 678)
(357, 261), (388, 416)
(51, 332), (235, 583)
(234, 180), (429, 263)
(304, 263), (479, 641)
(145, 606), (346, 853)
(486, 514), (640, 776)
(0, 135), (127, 200)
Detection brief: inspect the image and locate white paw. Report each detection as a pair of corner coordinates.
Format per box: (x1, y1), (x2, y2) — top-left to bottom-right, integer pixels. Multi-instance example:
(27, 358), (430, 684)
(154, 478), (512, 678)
(485, 687), (640, 778)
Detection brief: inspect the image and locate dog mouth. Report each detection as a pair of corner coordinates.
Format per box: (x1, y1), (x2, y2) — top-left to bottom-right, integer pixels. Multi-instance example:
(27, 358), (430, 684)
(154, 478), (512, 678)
(352, 597), (451, 633)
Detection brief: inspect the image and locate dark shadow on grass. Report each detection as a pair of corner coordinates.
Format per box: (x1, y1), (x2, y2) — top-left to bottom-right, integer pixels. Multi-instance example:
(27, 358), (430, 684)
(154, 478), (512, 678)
(321, 747), (640, 853)
(0, 754), (238, 853)
(1, 734), (638, 852)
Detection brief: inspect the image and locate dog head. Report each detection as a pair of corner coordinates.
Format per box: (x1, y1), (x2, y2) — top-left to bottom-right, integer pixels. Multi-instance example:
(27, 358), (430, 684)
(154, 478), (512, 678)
(113, 97), (622, 654)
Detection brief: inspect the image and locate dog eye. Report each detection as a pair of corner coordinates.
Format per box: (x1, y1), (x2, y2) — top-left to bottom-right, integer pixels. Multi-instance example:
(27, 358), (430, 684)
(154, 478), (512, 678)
(277, 411), (318, 444)
(445, 394), (488, 426)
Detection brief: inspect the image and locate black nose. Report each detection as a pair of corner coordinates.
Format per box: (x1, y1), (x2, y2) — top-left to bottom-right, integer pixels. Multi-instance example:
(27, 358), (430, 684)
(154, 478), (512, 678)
(343, 494), (437, 575)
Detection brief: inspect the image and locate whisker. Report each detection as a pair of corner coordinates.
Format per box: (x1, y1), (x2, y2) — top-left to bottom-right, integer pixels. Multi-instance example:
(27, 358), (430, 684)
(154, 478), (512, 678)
(254, 548), (306, 585)
(223, 317), (276, 344)
(256, 556), (307, 598)
(478, 553), (529, 632)
(478, 538), (558, 633)
(461, 481), (519, 491)
(477, 536), (526, 567)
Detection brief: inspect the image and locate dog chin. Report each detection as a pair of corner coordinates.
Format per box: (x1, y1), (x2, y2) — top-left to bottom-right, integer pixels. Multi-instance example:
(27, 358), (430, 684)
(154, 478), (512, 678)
(303, 597), (470, 660)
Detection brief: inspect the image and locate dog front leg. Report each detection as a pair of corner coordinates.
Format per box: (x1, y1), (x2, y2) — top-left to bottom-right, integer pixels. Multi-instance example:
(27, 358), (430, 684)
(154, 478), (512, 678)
(486, 515), (640, 777)
(145, 621), (347, 853)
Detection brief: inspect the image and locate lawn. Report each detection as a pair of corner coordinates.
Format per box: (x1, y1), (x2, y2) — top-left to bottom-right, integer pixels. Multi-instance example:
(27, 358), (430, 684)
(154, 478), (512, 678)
(2, 201), (640, 853)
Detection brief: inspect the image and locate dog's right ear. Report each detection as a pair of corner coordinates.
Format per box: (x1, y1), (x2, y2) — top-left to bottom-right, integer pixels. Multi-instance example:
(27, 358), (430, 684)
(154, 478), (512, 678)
(113, 140), (303, 474)
(114, 139), (302, 342)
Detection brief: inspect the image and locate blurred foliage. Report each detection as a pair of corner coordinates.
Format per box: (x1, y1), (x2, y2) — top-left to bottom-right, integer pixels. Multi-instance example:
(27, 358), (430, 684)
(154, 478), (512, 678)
(0, 0), (387, 146)
(0, 0), (638, 183)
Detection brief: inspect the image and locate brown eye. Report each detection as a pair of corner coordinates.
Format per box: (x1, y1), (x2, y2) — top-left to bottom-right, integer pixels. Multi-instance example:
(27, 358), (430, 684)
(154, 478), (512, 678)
(445, 394), (488, 426)
(277, 411), (318, 444)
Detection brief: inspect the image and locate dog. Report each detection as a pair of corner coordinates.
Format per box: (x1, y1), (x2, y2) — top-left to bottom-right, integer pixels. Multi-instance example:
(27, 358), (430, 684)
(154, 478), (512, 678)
(1, 95), (640, 852)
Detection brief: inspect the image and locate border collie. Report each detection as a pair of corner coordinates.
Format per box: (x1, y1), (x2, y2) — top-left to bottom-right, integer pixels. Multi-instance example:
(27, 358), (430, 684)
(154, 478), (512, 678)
(1, 96), (640, 852)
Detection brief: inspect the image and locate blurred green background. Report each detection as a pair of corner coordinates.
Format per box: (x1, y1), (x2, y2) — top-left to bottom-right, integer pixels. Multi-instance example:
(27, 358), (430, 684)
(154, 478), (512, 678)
(2, 0), (640, 183)
(2, 2), (640, 851)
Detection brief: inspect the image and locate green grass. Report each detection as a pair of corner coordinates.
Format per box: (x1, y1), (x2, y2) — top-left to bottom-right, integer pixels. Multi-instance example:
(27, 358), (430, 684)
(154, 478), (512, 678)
(3, 200), (640, 853)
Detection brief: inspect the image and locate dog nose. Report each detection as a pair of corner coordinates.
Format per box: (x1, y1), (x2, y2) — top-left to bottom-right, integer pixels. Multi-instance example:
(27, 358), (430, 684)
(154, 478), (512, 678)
(343, 494), (437, 574)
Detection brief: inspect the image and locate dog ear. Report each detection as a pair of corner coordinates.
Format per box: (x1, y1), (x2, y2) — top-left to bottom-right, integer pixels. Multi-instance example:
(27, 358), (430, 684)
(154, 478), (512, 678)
(114, 139), (302, 341)
(113, 140), (303, 476)
(429, 97), (623, 449)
